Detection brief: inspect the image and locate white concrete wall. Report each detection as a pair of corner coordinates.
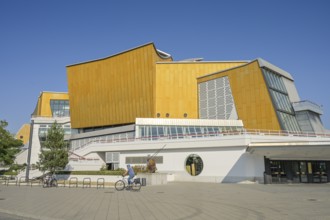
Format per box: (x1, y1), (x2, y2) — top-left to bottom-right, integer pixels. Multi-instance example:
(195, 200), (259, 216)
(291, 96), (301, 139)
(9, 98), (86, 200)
(15, 149), (28, 165)
(30, 124), (42, 165)
(26, 117), (71, 166)
(66, 153), (104, 171)
(117, 147), (264, 183)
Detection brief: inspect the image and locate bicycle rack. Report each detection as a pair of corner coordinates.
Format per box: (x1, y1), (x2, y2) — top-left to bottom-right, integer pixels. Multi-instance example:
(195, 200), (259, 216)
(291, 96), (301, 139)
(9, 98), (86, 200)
(97, 178), (105, 189)
(83, 177), (91, 188)
(69, 177), (78, 188)
(18, 176), (27, 187)
(5, 176), (18, 186)
(57, 179), (66, 187)
(30, 177), (41, 187)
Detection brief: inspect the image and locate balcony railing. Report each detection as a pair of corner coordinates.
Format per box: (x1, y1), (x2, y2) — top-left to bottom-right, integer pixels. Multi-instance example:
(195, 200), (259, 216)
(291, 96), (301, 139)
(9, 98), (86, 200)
(70, 129), (330, 152)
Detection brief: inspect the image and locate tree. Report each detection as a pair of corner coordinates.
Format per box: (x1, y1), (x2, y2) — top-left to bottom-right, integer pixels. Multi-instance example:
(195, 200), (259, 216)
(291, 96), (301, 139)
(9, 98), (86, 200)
(37, 121), (68, 174)
(0, 120), (23, 166)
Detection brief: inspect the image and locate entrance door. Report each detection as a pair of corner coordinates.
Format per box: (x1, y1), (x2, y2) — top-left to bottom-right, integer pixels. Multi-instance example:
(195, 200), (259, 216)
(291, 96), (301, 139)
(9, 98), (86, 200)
(299, 162), (308, 183)
(270, 161), (287, 183)
(291, 161), (308, 183)
(267, 160), (329, 184)
(311, 161), (328, 183)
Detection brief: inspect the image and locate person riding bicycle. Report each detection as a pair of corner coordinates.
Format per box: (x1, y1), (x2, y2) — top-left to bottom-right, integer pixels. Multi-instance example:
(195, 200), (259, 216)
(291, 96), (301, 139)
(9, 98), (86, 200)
(122, 164), (135, 189)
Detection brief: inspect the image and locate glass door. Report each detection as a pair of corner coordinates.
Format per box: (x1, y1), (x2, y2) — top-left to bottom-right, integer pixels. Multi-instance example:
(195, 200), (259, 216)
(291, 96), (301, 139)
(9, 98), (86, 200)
(311, 162), (327, 183)
(270, 161), (287, 183)
(292, 162), (301, 183)
(299, 162), (308, 183)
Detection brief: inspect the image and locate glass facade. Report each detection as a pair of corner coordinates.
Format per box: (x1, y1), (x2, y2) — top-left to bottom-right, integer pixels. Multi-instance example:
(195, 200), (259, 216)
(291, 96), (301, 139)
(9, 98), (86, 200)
(50, 100), (70, 117)
(137, 125), (243, 140)
(268, 160), (329, 183)
(262, 68), (301, 131)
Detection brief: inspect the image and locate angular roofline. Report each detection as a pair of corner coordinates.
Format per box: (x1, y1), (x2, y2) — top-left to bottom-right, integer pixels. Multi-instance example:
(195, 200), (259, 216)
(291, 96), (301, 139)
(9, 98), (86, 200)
(66, 42), (172, 67)
(157, 60), (249, 64)
(257, 58), (293, 80)
(31, 91), (69, 116)
(196, 61), (254, 79)
(40, 91), (68, 95)
(196, 58), (295, 80)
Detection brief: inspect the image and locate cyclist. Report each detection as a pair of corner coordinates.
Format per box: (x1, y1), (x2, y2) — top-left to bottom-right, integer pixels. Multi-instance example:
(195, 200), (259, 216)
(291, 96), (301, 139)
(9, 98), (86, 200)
(122, 164), (135, 189)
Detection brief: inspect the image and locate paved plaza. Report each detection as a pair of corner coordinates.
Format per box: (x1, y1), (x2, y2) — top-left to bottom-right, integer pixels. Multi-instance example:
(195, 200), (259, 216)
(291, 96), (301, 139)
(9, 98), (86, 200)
(0, 182), (330, 220)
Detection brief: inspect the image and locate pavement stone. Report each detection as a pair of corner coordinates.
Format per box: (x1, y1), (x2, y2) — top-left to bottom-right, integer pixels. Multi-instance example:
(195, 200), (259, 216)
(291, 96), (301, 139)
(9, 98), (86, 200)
(0, 182), (330, 220)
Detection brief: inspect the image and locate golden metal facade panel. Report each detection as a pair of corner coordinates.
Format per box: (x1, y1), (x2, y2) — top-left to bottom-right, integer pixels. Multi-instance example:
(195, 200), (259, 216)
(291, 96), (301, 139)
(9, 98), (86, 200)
(155, 62), (247, 119)
(67, 44), (171, 129)
(197, 61), (281, 130)
(34, 92), (69, 117)
(15, 124), (31, 145)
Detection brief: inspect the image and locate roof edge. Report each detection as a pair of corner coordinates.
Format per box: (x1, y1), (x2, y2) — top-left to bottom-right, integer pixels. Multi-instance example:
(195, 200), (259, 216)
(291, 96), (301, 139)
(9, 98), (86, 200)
(257, 58), (294, 80)
(196, 60), (255, 80)
(66, 42), (172, 67)
(157, 60), (249, 64)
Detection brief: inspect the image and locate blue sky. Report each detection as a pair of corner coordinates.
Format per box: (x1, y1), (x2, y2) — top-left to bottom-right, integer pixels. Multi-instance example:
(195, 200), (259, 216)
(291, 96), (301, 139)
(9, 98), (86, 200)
(1, 0), (329, 134)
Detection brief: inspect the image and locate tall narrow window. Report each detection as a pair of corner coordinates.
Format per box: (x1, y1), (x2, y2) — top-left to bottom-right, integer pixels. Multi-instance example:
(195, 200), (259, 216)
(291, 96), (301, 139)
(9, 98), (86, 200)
(262, 68), (300, 131)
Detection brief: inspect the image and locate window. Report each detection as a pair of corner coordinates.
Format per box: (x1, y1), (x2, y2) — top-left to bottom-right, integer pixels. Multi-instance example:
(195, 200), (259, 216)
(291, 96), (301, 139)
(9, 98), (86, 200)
(125, 156), (163, 164)
(262, 68), (300, 132)
(38, 123), (73, 148)
(185, 154), (203, 176)
(50, 100), (70, 117)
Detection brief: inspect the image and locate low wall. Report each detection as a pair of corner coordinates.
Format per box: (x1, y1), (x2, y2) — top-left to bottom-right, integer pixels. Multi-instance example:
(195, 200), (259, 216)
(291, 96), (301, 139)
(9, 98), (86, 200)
(138, 173), (168, 185)
(168, 171), (262, 184)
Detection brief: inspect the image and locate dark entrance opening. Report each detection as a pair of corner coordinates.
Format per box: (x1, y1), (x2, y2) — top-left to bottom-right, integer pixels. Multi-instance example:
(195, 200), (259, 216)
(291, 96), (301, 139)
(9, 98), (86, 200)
(106, 163), (118, 171)
(265, 159), (329, 184)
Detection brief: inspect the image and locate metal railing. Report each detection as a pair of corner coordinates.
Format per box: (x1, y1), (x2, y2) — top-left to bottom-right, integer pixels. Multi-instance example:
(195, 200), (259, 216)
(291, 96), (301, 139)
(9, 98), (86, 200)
(71, 129), (330, 152)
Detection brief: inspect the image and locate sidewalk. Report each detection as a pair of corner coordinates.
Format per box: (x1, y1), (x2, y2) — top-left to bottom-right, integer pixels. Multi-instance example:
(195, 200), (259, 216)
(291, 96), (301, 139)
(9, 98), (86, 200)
(1, 182), (330, 220)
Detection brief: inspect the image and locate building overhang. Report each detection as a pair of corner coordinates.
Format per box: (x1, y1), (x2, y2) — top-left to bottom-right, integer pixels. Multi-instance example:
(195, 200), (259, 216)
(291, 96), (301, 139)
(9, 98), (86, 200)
(292, 100), (323, 115)
(247, 141), (330, 160)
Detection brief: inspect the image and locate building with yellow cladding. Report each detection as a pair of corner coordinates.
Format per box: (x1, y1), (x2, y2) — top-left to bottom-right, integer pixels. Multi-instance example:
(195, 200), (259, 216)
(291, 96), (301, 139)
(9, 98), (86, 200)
(67, 43), (247, 130)
(24, 43), (330, 184)
(67, 43), (325, 133)
(16, 91), (73, 177)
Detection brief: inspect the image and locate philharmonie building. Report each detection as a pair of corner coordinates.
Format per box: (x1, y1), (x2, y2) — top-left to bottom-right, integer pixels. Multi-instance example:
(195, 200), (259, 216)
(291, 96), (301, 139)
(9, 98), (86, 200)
(16, 43), (330, 184)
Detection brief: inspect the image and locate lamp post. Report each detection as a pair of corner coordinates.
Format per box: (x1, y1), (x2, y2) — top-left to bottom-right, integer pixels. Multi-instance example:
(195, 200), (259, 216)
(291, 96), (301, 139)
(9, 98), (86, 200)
(25, 119), (34, 180)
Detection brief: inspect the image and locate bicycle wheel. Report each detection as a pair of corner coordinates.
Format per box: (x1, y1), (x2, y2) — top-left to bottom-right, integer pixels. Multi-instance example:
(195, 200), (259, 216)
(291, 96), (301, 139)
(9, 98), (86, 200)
(115, 180), (125, 191)
(131, 182), (141, 191)
(52, 180), (58, 187)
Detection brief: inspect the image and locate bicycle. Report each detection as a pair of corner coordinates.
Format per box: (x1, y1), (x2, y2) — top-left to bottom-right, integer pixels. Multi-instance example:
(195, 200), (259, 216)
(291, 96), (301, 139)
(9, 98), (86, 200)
(43, 174), (58, 188)
(115, 176), (141, 191)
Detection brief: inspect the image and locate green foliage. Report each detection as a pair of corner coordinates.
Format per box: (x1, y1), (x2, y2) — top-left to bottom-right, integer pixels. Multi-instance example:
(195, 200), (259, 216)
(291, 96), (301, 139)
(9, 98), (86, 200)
(37, 121), (68, 174)
(0, 120), (23, 166)
(0, 170), (18, 176)
(9, 163), (26, 172)
(100, 164), (107, 171)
